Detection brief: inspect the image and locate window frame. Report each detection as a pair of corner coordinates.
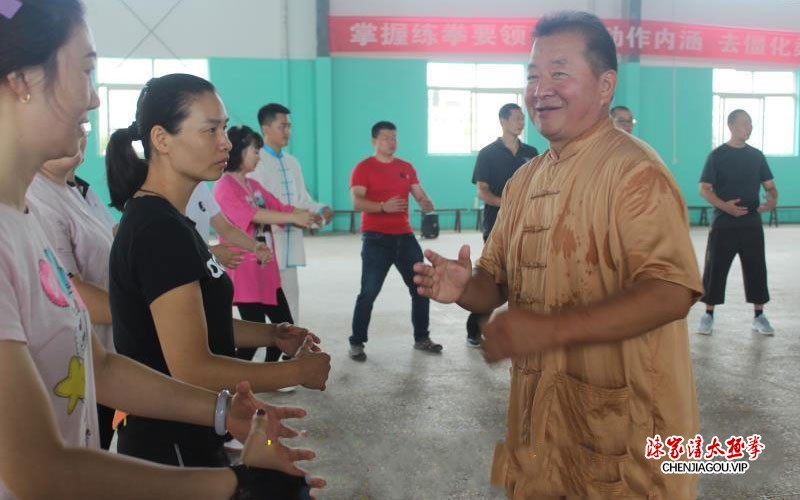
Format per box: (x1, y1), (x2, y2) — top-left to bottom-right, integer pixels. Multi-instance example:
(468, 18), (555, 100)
(712, 69), (798, 157)
(427, 62), (525, 155)
(95, 57), (209, 156)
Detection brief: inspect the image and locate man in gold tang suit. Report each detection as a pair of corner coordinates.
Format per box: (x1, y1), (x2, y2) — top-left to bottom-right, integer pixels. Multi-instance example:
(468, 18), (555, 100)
(414, 11), (702, 500)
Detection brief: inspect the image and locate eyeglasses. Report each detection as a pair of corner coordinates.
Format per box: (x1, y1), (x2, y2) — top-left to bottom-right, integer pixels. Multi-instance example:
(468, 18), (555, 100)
(614, 118), (637, 125)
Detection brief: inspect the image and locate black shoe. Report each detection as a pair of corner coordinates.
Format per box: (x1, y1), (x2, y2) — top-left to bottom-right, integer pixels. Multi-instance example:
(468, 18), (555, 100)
(414, 338), (443, 353)
(466, 336), (481, 348)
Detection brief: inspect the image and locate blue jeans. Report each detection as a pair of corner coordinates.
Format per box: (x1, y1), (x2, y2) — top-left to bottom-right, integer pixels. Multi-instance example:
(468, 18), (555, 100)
(350, 232), (430, 345)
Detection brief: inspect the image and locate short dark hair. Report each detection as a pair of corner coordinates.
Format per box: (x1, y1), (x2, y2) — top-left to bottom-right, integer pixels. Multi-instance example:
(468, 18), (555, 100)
(371, 121), (396, 139)
(610, 105), (631, 117)
(727, 109), (749, 127)
(533, 11), (618, 77)
(105, 74), (216, 210)
(499, 103), (522, 120)
(225, 125), (264, 172)
(257, 103), (290, 127)
(0, 0), (86, 92)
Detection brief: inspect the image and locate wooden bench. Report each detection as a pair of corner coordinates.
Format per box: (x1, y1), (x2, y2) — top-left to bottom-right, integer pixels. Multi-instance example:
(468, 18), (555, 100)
(332, 210), (359, 234)
(768, 206), (800, 227)
(415, 208), (483, 232)
(687, 206), (711, 226)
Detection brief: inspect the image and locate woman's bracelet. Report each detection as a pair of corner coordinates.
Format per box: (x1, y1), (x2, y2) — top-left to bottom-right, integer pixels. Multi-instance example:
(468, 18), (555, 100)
(214, 389), (232, 436)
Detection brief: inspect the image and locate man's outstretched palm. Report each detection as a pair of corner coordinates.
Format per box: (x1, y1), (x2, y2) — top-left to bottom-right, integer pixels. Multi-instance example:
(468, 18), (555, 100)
(413, 245), (473, 304)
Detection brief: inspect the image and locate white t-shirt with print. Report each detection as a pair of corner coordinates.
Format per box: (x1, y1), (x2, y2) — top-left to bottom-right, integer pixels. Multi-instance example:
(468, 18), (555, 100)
(0, 203), (99, 499)
(186, 182), (221, 242)
(28, 174), (115, 353)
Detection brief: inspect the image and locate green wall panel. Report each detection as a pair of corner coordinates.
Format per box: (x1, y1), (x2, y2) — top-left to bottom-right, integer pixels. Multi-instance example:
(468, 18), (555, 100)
(75, 58), (800, 228)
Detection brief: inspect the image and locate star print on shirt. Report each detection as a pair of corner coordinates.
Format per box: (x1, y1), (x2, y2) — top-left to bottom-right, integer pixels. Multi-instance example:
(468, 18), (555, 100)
(54, 356), (85, 414)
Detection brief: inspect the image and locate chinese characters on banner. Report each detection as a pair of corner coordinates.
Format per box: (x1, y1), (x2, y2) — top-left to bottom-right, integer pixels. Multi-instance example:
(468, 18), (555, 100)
(330, 16), (800, 65)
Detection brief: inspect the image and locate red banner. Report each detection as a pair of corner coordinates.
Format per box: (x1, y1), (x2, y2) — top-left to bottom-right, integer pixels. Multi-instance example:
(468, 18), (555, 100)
(330, 16), (800, 65)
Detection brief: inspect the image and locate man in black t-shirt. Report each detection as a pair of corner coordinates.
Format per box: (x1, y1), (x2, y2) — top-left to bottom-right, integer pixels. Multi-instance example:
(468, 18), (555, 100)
(697, 109), (779, 336)
(467, 103), (538, 346)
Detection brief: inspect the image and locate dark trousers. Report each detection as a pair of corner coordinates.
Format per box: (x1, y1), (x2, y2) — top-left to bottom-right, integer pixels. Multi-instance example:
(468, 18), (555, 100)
(701, 226), (770, 306)
(350, 232), (430, 345)
(466, 233), (490, 340)
(236, 288), (294, 362)
(117, 417), (228, 467)
(97, 403), (115, 450)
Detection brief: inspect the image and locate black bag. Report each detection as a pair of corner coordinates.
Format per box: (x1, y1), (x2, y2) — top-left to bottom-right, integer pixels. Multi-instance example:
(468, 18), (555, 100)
(420, 212), (439, 239)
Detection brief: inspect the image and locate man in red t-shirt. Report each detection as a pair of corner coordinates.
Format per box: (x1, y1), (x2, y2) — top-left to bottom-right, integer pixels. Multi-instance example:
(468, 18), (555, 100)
(348, 121), (443, 361)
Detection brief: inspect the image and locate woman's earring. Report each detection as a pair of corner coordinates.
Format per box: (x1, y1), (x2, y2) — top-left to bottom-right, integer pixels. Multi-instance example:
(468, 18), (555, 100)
(20, 94), (31, 104)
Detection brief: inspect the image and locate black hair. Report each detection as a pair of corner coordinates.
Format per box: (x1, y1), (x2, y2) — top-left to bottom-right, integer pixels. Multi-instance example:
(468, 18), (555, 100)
(499, 103), (522, 120)
(727, 109), (749, 127)
(533, 11), (618, 77)
(371, 121), (396, 139)
(225, 125), (263, 172)
(257, 103), (290, 127)
(105, 73), (216, 210)
(610, 105), (631, 117)
(0, 0), (86, 91)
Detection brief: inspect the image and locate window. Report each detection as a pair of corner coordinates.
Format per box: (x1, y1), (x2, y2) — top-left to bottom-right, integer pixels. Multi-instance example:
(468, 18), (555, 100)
(96, 58), (209, 155)
(712, 69), (797, 155)
(427, 63), (525, 154)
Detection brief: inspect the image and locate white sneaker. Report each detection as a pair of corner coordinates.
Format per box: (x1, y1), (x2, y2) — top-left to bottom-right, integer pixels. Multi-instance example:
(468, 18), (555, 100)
(752, 315), (775, 336)
(697, 313), (714, 335)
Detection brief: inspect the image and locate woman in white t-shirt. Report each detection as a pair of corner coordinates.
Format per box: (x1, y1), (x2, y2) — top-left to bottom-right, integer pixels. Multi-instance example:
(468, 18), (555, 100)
(0, 1), (322, 498)
(185, 181), (273, 269)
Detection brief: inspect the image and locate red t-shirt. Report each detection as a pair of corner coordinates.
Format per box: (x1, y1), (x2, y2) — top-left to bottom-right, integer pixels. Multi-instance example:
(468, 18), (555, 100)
(350, 156), (419, 234)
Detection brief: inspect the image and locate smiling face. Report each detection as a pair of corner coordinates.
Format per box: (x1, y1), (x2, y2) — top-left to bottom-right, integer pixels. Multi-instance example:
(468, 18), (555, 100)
(525, 31), (616, 152)
(14, 21), (99, 163)
(156, 92), (232, 182)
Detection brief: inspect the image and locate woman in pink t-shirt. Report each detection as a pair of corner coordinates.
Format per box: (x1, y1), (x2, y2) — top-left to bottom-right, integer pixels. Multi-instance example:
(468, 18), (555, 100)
(214, 126), (317, 363)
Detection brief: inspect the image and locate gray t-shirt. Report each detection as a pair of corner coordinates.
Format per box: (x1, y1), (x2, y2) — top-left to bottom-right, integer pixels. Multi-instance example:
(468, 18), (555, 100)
(700, 143), (773, 228)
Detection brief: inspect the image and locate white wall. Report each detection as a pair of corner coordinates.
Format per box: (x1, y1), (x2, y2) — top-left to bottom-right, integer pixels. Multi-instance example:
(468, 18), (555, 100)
(331, 0), (800, 32)
(84, 0), (318, 59)
(330, 0), (624, 18)
(643, 0), (800, 32)
(83, 0), (800, 60)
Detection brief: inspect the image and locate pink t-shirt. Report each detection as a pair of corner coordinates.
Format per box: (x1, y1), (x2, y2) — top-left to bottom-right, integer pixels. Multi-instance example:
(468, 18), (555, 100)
(0, 203), (99, 499)
(213, 173), (293, 305)
(27, 174), (115, 353)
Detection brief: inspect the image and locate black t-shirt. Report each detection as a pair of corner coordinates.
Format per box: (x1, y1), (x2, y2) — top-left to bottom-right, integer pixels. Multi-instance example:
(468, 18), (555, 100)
(472, 138), (538, 238)
(109, 195), (235, 446)
(700, 144), (773, 228)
